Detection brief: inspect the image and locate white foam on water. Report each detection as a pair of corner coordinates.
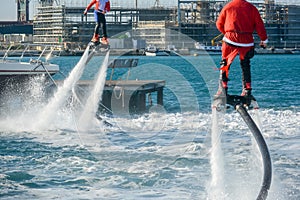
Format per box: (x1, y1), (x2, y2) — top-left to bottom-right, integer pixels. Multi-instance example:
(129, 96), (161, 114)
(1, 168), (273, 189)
(0, 108), (299, 199)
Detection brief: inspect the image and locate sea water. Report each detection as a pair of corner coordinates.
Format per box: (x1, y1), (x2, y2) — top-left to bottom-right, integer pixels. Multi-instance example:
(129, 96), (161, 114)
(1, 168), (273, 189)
(0, 54), (299, 199)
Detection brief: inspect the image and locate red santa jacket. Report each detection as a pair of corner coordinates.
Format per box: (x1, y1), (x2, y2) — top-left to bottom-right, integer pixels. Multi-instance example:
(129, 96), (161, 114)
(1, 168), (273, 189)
(86, 0), (110, 13)
(216, 0), (268, 46)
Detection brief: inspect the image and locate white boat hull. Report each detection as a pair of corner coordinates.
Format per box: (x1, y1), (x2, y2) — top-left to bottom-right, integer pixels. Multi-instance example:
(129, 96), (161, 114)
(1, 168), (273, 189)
(145, 51), (157, 56)
(145, 51), (171, 56)
(0, 61), (59, 76)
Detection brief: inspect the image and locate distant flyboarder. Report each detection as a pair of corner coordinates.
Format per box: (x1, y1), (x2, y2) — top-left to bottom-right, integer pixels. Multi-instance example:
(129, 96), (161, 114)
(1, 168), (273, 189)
(84, 0), (111, 46)
(214, 0), (268, 101)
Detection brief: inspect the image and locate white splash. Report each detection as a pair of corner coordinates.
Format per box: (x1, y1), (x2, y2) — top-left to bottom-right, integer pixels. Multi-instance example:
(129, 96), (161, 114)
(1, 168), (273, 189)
(35, 45), (90, 130)
(78, 51), (110, 131)
(207, 108), (226, 199)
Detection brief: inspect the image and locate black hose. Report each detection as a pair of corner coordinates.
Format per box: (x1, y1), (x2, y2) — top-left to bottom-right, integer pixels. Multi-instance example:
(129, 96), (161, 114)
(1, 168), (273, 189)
(235, 104), (272, 200)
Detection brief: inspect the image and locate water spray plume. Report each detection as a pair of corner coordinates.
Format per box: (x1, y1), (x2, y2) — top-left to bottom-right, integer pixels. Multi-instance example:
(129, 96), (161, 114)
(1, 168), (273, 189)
(35, 45), (90, 130)
(78, 51), (110, 131)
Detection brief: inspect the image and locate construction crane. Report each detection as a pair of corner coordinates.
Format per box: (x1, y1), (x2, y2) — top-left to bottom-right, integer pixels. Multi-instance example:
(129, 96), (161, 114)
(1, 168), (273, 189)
(154, 0), (160, 8)
(16, 0), (30, 22)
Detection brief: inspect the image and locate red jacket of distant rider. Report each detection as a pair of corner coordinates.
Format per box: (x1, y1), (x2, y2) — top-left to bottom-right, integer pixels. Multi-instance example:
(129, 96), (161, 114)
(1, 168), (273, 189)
(86, 0), (110, 13)
(216, 0), (268, 47)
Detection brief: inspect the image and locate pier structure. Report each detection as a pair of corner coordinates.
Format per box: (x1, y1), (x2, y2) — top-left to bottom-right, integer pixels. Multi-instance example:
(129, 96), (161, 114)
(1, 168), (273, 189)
(105, 58), (164, 114)
(63, 58), (165, 115)
(73, 79), (165, 115)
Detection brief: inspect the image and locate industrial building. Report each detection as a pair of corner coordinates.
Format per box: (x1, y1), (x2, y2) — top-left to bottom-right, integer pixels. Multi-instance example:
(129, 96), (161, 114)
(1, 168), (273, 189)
(0, 0), (32, 45)
(1, 0), (300, 50)
(171, 0), (300, 49)
(31, 0), (177, 49)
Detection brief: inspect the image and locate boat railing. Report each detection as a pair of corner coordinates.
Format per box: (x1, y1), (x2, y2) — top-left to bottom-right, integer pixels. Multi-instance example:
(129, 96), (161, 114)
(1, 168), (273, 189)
(2, 45), (13, 61)
(1, 44), (62, 63)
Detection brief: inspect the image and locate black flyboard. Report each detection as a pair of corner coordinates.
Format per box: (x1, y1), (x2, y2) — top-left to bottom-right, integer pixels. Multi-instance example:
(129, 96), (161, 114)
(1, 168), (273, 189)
(89, 41), (110, 51)
(213, 94), (256, 111)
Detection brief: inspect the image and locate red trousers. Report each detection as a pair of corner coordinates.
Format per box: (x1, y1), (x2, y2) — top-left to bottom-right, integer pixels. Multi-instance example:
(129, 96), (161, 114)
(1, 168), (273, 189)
(220, 42), (254, 89)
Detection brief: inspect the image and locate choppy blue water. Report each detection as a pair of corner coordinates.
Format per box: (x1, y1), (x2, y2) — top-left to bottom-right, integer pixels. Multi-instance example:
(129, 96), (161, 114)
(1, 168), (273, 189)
(0, 53), (299, 199)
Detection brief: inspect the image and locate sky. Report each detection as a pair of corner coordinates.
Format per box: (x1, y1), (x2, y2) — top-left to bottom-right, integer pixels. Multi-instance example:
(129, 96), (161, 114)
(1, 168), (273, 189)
(0, 0), (17, 21)
(0, 0), (299, 22)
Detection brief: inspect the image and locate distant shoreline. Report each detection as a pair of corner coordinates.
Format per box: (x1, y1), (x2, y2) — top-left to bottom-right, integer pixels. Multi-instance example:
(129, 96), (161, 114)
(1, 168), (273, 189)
(0, 48), (298, 57)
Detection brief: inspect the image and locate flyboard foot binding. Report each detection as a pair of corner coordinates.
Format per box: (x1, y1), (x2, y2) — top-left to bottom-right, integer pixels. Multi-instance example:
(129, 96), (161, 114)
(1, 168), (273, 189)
(212, 94), (257, 111)
(226, 94), (257, 110)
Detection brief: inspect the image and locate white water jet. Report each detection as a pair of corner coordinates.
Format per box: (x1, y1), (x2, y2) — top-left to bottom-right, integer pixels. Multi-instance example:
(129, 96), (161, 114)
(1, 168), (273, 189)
(251, 101), (262, 131)
(207, 108), (225, 199)
(35, 45), (90, 130)
(78, 51), (110, 131)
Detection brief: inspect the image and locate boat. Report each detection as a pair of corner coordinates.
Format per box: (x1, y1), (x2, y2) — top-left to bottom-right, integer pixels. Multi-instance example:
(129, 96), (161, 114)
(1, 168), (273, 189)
(193, 42), (222, 55)
(144, 45), (170, 56)
(0, 44), (60, 96)
(0, 44), (60, 78)
(165, 45), (180, 56)
(290, 48), (300, 54)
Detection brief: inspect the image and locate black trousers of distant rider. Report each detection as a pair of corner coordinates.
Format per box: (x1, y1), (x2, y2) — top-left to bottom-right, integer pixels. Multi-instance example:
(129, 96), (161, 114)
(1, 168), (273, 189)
(94, 11), (107, 38)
